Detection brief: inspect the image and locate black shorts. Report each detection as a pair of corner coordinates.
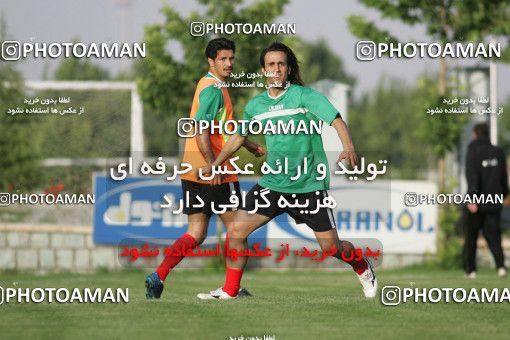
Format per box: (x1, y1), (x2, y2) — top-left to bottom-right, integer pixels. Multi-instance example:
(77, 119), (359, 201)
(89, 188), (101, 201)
(181, 180), (241, 217)
(241, 184), (336, 232)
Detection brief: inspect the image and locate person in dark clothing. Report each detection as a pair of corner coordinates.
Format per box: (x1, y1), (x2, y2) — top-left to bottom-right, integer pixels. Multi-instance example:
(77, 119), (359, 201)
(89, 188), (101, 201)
(464, 123), (508, 278)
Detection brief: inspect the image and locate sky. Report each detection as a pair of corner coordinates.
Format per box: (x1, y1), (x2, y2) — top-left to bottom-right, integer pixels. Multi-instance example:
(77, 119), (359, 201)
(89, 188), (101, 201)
(1, 0), (509, 102)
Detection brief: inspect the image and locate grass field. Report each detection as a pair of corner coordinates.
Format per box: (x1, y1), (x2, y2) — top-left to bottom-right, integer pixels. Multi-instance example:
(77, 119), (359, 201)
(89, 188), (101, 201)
(0, 266), (509, 340)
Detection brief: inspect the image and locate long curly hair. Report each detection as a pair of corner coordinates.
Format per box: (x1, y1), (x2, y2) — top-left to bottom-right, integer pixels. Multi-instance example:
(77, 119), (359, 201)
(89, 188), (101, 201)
(259, 41), (304, 86)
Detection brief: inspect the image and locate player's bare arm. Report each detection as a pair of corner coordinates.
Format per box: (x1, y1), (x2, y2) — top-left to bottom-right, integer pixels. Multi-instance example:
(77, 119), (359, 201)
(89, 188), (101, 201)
(197, 132), (263, 184)
(196, 129), (216, 165)
(242, 138), (265, 157)
(195, 129), (222, 185)
(201, 133), (247, 176)
(332, 117), (359, 168)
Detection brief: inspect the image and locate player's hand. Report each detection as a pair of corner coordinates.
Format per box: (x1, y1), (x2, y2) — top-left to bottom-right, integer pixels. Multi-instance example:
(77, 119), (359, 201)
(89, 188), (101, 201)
(252, 145), (266, 158)
(467, 203), (478, 214)
(200, 164), (213, 177)
(211, 173), (222, 186)
(337, 149), (359, 168)
(199, 164), (222, 186)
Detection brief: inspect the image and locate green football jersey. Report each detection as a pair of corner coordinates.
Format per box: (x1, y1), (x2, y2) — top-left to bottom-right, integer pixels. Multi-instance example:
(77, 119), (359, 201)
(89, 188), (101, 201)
(240, 84), (339, 193)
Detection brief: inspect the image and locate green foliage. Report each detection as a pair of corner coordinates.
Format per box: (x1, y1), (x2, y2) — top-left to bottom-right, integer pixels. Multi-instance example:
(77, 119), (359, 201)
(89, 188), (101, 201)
(348, 1), (510, 160)
(434, 180), (464, 269)
(347, 15), (400, 46)
(135, 0), (354, 157)
(284, 37), (356, 87)
(35, 90), (131, 159)
(347, 1), (508, 267)
(349, 0), (510, 50)
(11, 45), (128, 192)
(496, 96), (510, 151)
(136, 0), (290, 156)
(54, 57), (109, 81)
(38, 166), (101, 194)
(415, 77), (469, 158)
(349, 77), (433, 179)
(0, 17), (42, 192)
(37, 51), (130, 160)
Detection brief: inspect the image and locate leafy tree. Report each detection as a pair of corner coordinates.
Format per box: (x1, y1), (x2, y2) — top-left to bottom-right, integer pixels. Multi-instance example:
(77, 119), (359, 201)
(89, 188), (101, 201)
(54, 57), (109, 81)
(0, 14), (41, 191)
(40, 45), (130, 159)
(137, 0), (290, 156)
(348, 0), (510, 190)
(136, 0), (354, 158)
(284, 37), (355, 87)
(348, 1), (510, 267)
(350, 76), (433, 179)
(37, 44), (128, 193)
(496, 96), (510, 156)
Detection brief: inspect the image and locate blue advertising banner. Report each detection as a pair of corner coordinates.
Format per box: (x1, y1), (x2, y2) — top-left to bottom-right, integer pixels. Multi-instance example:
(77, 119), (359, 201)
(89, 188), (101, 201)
(93, 175), (313, 245)
(93, 175), (435, 254)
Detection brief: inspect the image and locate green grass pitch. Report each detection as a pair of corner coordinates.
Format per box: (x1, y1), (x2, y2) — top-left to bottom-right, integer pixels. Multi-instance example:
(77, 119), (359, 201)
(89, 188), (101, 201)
(0, 266), (508, 339)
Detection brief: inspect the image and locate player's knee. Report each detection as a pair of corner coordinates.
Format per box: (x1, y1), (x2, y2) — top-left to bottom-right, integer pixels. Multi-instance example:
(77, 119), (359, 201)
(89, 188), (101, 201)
(224, 221), (236, 234)
(228, 223), (248, 240)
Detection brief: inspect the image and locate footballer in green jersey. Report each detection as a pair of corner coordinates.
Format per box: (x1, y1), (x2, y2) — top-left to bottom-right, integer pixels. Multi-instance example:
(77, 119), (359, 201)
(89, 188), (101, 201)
(197, 42), (378, 300)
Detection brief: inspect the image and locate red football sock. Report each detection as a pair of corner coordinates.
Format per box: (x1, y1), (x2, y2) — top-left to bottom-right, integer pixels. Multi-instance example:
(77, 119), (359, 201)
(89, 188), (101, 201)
(223, 267), (244, 297)
(156, 234), (197, 281)
(337, 241), (369, 275)
(351, 257), (368, 275)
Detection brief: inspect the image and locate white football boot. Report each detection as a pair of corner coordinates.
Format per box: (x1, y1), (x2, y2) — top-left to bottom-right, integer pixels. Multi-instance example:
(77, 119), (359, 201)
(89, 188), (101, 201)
(197, 287), (252, 300)
(357, 260), (378, 298)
